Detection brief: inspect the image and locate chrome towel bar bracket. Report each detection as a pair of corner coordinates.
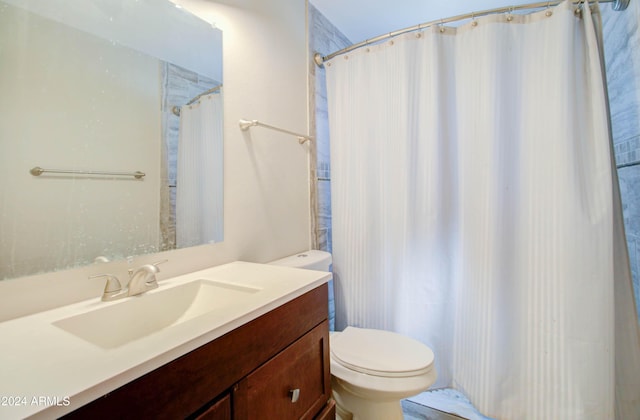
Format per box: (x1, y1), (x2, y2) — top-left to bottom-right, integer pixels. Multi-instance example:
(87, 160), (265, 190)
(239, 119), (313, 145)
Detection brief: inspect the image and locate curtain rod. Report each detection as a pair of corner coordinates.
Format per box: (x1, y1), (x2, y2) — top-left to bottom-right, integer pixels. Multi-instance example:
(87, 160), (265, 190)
(186, 84), (222, 106)
(172, 84), (223, 116)
(313, 0), (630, 65)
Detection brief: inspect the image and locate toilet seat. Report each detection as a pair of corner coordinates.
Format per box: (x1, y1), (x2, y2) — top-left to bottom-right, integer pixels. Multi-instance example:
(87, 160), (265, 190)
(331, 327), (434, 378)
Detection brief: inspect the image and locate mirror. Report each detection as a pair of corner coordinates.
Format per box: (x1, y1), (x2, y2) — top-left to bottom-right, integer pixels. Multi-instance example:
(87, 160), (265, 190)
(0, 0), (224, 280)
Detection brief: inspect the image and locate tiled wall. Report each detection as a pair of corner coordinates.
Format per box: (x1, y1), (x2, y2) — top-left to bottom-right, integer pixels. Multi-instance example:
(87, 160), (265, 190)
(309, 4), (351, 253)
(309, 4), (351, 330)
(602, 2), (640, 322)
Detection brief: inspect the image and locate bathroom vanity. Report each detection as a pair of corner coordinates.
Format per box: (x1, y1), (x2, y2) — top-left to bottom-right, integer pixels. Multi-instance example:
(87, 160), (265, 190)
(0, 262), (333, 419)
(64, 285), (333, 419)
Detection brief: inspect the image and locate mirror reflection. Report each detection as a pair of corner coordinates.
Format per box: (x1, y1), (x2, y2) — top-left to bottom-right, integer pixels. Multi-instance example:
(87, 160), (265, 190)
(0, 0), (224, 280)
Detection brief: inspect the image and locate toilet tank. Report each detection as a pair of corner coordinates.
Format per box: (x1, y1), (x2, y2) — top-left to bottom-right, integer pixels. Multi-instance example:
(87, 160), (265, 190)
(269, 250), (332, 272)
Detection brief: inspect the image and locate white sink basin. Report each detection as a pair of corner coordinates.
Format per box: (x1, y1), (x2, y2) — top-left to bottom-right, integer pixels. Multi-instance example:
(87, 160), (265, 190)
(53, 279), (261, 349)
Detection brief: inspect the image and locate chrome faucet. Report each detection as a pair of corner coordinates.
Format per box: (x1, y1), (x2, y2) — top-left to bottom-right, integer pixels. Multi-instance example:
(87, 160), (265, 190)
(89, 260), (167, 301)
(126, 260), (167, 297)
(127, 264), (160, 296)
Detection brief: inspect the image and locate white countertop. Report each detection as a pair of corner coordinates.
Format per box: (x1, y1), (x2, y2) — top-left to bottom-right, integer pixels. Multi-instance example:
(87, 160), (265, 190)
(0, 261), (331, 419)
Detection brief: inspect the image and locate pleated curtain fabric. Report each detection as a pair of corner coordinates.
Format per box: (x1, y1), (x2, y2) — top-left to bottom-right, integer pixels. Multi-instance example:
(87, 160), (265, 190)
(325, 1), (640, 418)
(176, 93), (224, 248)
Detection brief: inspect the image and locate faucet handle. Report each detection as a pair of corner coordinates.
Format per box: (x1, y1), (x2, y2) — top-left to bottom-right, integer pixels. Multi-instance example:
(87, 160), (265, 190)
(146, 260), (168, 285)
(150, 259), (168, 269)
(89, 273), (125, 301)
(127, 259), (167, 278)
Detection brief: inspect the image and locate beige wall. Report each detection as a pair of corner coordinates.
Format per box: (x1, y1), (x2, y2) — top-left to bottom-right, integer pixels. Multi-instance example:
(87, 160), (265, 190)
(0, 0), (311, 320)
(177, 0), (311, 265)
(0, 4), (162, 280)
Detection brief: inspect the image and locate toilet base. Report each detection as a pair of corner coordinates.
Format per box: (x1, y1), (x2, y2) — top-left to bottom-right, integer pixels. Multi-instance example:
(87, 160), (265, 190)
(332, 376), (404, 420)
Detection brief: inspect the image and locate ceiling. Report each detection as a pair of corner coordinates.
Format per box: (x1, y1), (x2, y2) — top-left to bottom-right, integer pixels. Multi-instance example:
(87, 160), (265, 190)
(310, 0), (552, 44)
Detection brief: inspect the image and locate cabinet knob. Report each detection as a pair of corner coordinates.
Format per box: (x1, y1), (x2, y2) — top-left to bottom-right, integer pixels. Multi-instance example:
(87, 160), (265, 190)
(289, 388), (300, 403)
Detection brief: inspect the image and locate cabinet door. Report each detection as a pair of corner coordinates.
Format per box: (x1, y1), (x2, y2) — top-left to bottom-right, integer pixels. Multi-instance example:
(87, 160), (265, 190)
(193, 393), (231, 420)
(234, 321), (330, 420)
(313, 399), (336, 420)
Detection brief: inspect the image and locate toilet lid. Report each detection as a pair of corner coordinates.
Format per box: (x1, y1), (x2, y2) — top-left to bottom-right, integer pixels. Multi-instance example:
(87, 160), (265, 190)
(331, 327), (435, 378)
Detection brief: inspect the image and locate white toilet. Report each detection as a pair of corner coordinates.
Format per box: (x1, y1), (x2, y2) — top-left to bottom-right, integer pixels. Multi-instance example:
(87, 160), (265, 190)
(270, 251), (437, 420)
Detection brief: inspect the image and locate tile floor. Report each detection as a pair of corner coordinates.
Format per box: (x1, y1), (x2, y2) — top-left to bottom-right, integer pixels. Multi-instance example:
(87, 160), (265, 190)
(403, 389), (495, 420)
(402, 400), (468, 420)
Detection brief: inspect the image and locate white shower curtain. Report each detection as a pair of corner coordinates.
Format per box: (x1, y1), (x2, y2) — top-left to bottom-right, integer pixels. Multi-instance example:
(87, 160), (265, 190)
(176, 92), (224, 248)
(325, 1), (640, 418)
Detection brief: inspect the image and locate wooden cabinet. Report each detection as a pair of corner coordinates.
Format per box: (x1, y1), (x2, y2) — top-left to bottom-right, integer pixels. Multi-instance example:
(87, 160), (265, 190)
(63, 284), (331, 420)
(233, 323), (329, 419)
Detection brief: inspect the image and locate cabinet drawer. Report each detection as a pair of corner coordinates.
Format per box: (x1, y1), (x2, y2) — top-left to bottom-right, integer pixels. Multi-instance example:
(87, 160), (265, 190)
(234, 321), (330, 419)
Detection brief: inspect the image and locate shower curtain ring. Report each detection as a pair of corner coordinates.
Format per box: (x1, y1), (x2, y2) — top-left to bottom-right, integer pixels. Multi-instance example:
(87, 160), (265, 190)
(506, 6), (514, 21)
(439, 19), (445, 33)
(545, 1), (553, 16)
